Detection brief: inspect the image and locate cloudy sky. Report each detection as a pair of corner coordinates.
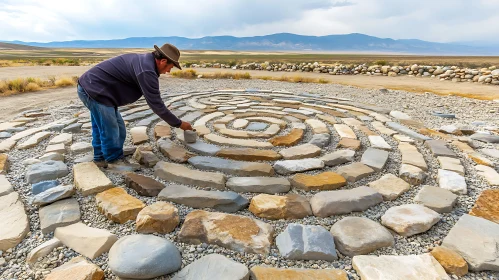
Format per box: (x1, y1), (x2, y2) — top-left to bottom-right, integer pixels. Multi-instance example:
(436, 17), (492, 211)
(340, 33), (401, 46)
(1, 0), (498, 44)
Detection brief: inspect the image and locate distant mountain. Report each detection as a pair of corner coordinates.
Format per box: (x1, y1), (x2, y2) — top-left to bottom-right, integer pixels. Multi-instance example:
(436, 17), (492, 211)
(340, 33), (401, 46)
(0, 42), (45, 50)
(3, 33), (497, 55)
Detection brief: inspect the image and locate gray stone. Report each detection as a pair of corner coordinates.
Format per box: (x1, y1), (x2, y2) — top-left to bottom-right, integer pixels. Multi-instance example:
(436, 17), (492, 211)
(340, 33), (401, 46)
(136, 115), (160, 126)
(39, 152), (64, 162)
(425, 140), (458, 158)
(399, 164), (426, 185)
(70, 142), (93, 154)
(109, 234), (182, 279)
(26, 238), (62, 266)
(336, 162), (375, 182)
(432, 112), (455, 118)
(438, 169), (467, 194)
(368, 135), (392, 151)
(381, 204), (440, 237)
(320, 150), (355, 166)
(176, 132), (221, 156)
(360, 148), (389, 172)
(386, 122), (432, 141)
(46, 123), (66, 132)
(73, 154), (93, 163)
(330, 217), (394, 256)
(308, 133), (330, 148)
(310, 186), (383, 217)
(172, 254), (249, 280)
(39, 198), (81, 234)
(442, 214), (499, 271)
(226, 177), (290, 194)
(31, 185), (75, 206)
(122, 109), (154, 121)
(26, 160), (69, 184)
(414, 185), (458, 213)
(0, 132), (12, 139)
(246, 122), (268, 131)
(62, 123), (82, 133)
(389, 111), (411, 120)
(481, 148), (499, 159)
(158, 184), (248, 213)
(188, 156), (274, 177)
(0, 192), (29, 251)
(470, 133), (499, 143)
(273, 159), (324, 175)
(276, 223), (337, 261)
(279, 143), (321, 160)
(0, 175), (13, 196)
(154, 161), (226, 190)
(32, 180), (59, 195)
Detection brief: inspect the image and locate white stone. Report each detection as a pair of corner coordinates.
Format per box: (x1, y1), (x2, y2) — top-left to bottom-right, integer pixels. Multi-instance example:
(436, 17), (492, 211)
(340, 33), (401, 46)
(49, 133), (73, 145)
(70, 142), (93, 154)
(475, 165), (499, 186)
(389, 111), (412, 120)
(438, 169), (467, 194)
(232, 119), (249, 129)
(368, 135), (392, 150)
(381, 204), (440, 237)
(17, 131), (52, 149)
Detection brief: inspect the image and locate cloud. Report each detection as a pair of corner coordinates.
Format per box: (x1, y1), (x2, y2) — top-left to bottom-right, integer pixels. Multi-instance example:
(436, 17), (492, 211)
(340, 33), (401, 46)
(0, 0), (498, 45)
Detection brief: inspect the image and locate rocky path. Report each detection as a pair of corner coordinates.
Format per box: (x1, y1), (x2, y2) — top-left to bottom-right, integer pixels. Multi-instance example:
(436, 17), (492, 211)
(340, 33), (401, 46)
(0, 79), (498, 279)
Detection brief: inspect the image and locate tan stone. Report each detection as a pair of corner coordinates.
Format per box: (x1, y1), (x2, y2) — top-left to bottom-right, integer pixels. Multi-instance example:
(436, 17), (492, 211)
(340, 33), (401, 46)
(130, 126), (148, 145)
(468, 153), (494, 167)
(73, 162), (114, 196)
(0, 153), (8, 174)
(372, 121), (397, 135)
(452, 140), (475, 154)
(217, 148), (282, 161)
(95, 187), (145, 223)
(269, 128), (304, 147)
(305, 119), (329, 134)
(469, 189), (499, 224)
(154, 161), (226, 190)
(154, 121), (171, 139)
(290, 172), (347, 191)
(279, 143), (321, 160)
(136, 202), (179, 234)
(399, 142), (428, 171)
(368, 174), (411, 201)
(0, 192), (30, 251)
(157, 138), (195, 163)
(317, 114), (338, 124)
(336, 138), (361, 150)
(250, 266), (348, 280)
(358, 125), (378, 136)
(431, 246), (468, 276)
(204, 133), (273, 148)
(178, 210), (273, 254)
(18, 131), (52, 149)
(27, 238), (62, 266)
(45, 256), (104, 280)
(249, 194), (312, 220)
(55, 222), (117, 259)
(334, 124), (357, 139)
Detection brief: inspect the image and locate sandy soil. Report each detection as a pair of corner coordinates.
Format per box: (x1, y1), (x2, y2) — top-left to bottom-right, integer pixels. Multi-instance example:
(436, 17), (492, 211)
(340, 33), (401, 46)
(1, 65), (498, 121)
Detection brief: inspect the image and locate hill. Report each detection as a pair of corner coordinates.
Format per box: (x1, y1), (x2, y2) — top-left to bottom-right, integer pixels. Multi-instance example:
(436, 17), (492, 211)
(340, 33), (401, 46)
(0, 42), (46, 50)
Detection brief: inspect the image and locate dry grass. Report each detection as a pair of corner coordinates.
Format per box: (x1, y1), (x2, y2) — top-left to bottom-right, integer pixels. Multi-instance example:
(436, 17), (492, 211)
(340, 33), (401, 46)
(54, 76), (77, 87)
(171, 69), (198, 79)
(0, 76), (78, 96)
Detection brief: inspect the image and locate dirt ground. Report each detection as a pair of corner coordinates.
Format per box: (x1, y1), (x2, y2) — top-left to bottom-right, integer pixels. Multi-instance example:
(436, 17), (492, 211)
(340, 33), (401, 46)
(1, 65), (498, 121)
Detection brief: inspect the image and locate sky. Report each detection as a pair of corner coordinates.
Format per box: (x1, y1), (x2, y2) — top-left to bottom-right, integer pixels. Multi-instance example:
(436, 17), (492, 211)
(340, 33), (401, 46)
(1, 0), (499, 45)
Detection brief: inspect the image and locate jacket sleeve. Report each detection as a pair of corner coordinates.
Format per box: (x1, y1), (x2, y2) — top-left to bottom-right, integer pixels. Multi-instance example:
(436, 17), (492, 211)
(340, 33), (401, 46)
(136, 71), (182, 128)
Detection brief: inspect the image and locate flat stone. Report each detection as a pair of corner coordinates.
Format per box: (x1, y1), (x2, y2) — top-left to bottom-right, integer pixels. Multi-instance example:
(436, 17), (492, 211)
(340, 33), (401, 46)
(73, 162), (114, 196)
(390, 110), (412, 120)
(39, 198), (81, 234)
(468, 152), (494, 167)
(136, 114), (160, 126)
(155, 161), (226, 190)
(0, 192), (29, 250)
(439, 125), (462, 135)
(250, 266), (347, 280)
(334, 124), (357, 139)
(305, 119), (329, 134)
(45, 142), (66, 154)
(290, 172), (346, 191)
(470, 133), (499, 143)
(381, 204), (440, 237)
(481, 148), (499, 159)
(157, 138), (195, 163)
(276, 223), (337, 261)
(399, 164), (426, 185)
(226, 177), (290, 194)
(95, 187), (145, 223)
(342, 118), (364, 128)
(249, 194), (312, 220)
(136, 202), (179, 234)
(269, 128), (304, 146)
(368, 174), (411, 200)
(134, 149), (159, 167)
(172, 254), (249, 280)
(26, 160), (69, 184)
(432, 112), (455, 118)
(0, 175), (13, 196)
(279, 143), (321, 160)
(154, 121), (172, 139)
(246, 122), (268, 131)
(386, 122), (432, 141)
(431, 247), (468, 277)
(438, 169), (467, 194)
(475, 165), (499, 186)
(310, 186), (383, 217)
(273, 159), (325, 175)
(178, 210), (273, 254)
(368, 135), (392, 150)
(320, 150), (355, 166)
(0, 139), (17, 153)
(216, 148), (281, 161)
(125, 173), (165, 196)
(39, 152), (65, 162)
(32, 185), (75, 206)
(336, 162), (375, 183)
(336, 138), (361, 150)
(425, 140), (458, 158)
(438, 156), (464, 175)
(188, 156), (273, 177)
(70, 142), (93, 155)
(414, 185), (458, 213)
(18, 131), (52, 149)
(317, 114), (338, 124)
(399, 142), (428, 170)
(205, 133), (273, 148)
(55, 222), (117, 259)
(232, 119), (249, 129)
(32, 180), (59, 195)
(308, 133), (330, 148)
(0, 132), (12, 139)
(352, 254), (450, 280)
(109, 234), (181, 279)
(469, 189), (499, 224)
(62, 123), (82, 133)
(158, 184), (248, 213)
(330, 217), (394, 257)
(442, 214), (499, 271)
(360, 148), (389, 172)
(49, 133), (73, 145)
(27, 238), (62, 267)
(393, 134), (415, 143)
(372, 121), (397, 135)
(130, 126), (148, 144)
(45, 256), (104, 280)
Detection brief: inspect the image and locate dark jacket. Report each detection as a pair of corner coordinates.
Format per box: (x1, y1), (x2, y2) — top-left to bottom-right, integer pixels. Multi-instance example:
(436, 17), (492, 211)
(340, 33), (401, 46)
(78, 53), (182, 127)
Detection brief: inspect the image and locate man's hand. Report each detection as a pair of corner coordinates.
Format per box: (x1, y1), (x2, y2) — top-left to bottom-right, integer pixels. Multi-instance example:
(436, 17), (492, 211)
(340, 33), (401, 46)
(179, 121), (193, 131)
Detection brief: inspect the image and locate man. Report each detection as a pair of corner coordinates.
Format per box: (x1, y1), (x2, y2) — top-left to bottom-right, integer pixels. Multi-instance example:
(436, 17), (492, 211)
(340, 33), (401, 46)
(77, 43), (192, 167)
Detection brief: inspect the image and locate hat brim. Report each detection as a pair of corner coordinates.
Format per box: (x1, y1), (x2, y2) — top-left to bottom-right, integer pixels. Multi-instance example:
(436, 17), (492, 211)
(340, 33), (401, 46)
(154, 45), (182, 70)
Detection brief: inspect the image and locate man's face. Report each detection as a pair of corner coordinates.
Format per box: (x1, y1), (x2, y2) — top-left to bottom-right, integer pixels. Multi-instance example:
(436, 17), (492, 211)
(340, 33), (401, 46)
(159, 59), (174, 74)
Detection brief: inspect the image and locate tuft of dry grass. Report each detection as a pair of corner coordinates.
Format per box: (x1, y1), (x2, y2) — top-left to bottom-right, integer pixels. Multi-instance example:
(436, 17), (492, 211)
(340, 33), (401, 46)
(0, 75), (79, 96)
(54, 76), (76, 87)
(25, 82), (41, 92)
(318, 78), (330, 84)
(171, 69), (198, 79)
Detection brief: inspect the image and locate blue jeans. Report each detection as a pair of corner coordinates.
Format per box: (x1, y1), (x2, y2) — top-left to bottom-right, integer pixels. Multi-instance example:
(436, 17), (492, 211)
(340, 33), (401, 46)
(77, 84), (126, 162)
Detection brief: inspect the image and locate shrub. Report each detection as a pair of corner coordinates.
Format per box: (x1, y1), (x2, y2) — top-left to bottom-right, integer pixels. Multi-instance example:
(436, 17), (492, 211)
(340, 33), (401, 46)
(171, 69), (198, 78)
(0, 80), (8, 93)
(8, 78), (27, 92)
(54, 77), (76, 87)
(25, 82), (41, 92)
(318, 78), (330, 84)
(374, 60), (387, 66)
(292, 76), (315, 83)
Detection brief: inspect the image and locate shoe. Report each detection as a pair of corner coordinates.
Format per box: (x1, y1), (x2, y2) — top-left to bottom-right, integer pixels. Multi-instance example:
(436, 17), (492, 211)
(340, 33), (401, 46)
(93, 160), (108, 168)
